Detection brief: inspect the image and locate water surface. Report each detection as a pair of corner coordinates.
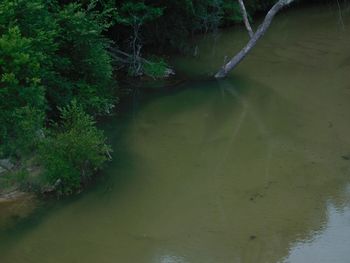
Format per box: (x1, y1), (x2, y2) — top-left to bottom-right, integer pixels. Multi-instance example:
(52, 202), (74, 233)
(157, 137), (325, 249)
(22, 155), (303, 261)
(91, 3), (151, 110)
(1, 3), (350, 263)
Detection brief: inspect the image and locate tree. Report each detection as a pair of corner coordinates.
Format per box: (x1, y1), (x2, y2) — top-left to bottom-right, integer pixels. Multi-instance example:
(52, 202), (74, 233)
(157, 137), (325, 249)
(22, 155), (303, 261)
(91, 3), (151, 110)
(0, 0), (116, 157)
(116, 2), (163, 76)
(0, 26), (46, 156)
(47, 2), (116, 116)
(215, 0), (296, 78)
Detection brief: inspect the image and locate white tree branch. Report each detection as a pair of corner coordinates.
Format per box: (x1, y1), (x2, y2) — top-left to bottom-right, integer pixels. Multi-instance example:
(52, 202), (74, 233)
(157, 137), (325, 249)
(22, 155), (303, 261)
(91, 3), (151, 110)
(238, 0), (254, 38)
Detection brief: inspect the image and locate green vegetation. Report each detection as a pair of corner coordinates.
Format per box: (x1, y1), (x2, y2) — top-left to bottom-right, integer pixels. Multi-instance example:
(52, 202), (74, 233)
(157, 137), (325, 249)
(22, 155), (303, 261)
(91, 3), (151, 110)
(39, 101), (111, 195)
(116, 2), (163, 76)
(1, 0), (317, 195)
(143, 57), (170, 79)
(0, 0), (114, 195)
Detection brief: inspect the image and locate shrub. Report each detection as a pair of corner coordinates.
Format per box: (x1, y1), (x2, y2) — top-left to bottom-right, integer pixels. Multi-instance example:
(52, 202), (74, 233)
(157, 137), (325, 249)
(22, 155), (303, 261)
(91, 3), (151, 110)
(0, 169), (30, 192)
(39, 101), (111, 195)
(143, 57), (170, 79)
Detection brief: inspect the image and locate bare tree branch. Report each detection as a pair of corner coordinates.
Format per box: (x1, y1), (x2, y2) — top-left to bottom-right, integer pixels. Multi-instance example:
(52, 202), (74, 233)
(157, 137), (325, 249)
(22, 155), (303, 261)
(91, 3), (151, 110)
(238, 0), (254, 38)
(108, 47), (175, 77)
(215, 0), (295, 78)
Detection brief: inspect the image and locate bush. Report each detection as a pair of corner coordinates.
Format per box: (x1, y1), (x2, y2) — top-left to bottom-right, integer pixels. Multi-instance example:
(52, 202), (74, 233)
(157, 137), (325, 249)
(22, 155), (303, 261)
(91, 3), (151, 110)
(143, 57), (169, 79)
(39, 101), (111, 195)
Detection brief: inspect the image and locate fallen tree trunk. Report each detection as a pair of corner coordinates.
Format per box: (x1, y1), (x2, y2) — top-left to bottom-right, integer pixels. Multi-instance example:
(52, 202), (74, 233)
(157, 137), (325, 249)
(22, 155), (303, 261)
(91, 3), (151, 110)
(215, 0), (295, 79)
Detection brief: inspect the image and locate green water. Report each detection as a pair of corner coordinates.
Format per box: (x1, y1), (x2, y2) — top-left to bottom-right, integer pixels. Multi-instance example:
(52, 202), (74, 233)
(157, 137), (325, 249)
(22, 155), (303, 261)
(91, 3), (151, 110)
(1, 3), (350, 263)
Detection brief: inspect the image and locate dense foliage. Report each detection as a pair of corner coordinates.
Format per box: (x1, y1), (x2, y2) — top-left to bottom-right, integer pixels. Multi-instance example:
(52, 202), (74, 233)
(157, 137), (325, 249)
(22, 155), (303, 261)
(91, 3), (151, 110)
(110, 0), (286, 53)
(0, 0), (115, 193)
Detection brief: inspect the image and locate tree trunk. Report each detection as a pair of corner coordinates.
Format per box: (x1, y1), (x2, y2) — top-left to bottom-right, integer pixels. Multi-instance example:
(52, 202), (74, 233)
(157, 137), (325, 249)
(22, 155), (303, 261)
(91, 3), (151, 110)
(215, 0), (295, 79)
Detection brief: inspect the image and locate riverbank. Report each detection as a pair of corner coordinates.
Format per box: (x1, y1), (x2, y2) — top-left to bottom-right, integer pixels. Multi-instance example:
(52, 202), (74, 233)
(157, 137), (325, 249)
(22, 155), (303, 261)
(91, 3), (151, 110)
(0, 0), (346, 217)
(0, 0), (333, 202)
(0, 158), (37, 205)
(0, 191), (36, 228)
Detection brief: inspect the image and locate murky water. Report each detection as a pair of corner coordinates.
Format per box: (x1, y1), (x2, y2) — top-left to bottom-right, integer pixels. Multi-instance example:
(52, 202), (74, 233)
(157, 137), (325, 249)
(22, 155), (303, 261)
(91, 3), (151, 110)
(1, 3), (350, 263)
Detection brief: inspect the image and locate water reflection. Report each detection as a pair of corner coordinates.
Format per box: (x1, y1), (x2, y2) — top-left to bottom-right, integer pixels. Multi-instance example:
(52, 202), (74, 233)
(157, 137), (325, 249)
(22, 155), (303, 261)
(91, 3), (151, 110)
(158, 252), (188, 263)
(285, 186), (350, 263)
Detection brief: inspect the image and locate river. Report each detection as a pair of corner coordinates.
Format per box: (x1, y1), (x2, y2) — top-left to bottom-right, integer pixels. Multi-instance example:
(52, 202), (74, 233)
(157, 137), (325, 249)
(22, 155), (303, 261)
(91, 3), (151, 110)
(1, 3), (350, 263)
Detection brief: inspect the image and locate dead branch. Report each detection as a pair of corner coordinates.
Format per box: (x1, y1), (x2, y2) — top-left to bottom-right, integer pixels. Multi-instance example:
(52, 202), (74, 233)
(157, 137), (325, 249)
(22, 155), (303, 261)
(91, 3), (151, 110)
(215, 0), (295, 79)
(108, 47), (175, 78)
(238, 0), (254, 38)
